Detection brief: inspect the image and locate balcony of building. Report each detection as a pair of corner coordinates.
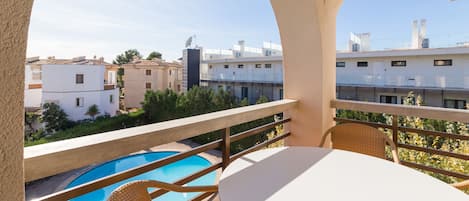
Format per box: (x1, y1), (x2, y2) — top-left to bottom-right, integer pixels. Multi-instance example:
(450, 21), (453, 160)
(2, 0), (469, 201)
(21, 98), (468, 200)
(104, 84), (116, 90)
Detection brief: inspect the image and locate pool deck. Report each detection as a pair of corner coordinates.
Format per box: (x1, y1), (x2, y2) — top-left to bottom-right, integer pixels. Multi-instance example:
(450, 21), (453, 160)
(25, 140), (221, 201)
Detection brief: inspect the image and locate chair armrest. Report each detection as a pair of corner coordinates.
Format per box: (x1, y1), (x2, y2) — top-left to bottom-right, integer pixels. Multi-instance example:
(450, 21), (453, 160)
(143, 180), (218, 193)
(452, 180), (469, 190)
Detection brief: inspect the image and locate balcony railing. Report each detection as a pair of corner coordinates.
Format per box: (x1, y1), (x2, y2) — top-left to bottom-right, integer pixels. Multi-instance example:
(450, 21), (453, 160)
(25, 98), (469, 200)
(25, 99), (298, 201)
(331, 99), (469, 181)
(104, 84), (116, 90)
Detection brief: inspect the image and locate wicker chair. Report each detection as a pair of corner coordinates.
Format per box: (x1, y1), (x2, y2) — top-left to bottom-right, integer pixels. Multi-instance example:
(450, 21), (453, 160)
(452, 180), (469, 190)
(107, 180), (218, 201)
(319, 123), (400, 163)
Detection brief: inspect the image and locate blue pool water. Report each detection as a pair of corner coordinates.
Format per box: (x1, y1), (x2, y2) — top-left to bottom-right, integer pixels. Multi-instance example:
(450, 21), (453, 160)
(66, 152), (216, 201)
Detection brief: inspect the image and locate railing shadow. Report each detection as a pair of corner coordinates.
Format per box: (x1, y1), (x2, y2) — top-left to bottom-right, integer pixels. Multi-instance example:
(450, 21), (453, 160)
(219, 147), (332, 200)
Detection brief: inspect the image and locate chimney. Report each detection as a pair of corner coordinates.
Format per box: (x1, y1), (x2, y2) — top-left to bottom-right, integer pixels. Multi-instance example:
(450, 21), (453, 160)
(238, 40), (245, 57)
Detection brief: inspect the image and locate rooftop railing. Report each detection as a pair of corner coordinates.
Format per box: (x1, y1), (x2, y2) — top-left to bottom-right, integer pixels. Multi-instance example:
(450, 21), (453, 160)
(25, 99), (297, 201)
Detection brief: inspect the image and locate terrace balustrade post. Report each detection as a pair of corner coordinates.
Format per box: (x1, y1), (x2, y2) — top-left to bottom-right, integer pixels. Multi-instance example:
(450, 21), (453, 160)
(222, 127), (231, 169)
(392, 114), (399, 155)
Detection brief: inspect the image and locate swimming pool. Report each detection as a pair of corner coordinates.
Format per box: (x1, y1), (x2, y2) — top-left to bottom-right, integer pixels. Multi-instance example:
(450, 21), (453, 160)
(66, 152), (216, 201)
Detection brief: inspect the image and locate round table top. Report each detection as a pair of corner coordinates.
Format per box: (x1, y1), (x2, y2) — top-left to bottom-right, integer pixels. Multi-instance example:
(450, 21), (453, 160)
(219, 147), (468, 201)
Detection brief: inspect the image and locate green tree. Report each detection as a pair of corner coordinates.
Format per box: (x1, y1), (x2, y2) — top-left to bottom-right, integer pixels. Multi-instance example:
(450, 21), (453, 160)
(42, 103), (71, 133)
(177, 86), (216, 116)
(142, 89), (179, 122)
(256, 95), (270, 104)
(112, 49), (142, 65)
(24, 112), (40, 140)
(239, 98), (249, 107)
(146, 51), (162, 60)
(213, 89), (236, 110)
(86, 104), (100, 119)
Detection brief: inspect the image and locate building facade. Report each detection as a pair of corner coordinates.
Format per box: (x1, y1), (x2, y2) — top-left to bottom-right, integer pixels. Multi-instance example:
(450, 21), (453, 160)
(197, 41), (284, 104)
(198, 41), (469, 109)
(122, 59), (183, 108)
(336, 47), (469, 109)
(25, 56), (119, 121)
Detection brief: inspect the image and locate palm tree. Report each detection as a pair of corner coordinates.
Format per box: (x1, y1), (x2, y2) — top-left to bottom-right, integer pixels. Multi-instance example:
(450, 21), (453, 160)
(86, 104), (100, 120)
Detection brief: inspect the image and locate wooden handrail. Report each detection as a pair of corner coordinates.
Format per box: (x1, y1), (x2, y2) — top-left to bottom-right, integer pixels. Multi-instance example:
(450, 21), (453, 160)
(25, 99), (298, 182)
(32, 100), (295, 201)
(331, 99), (469, 123)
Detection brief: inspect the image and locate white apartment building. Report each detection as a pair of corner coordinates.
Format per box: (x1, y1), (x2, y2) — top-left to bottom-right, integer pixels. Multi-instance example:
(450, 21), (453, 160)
(199, 41), (283, 104)
(336, 47), (469, 108)
(25, 56), (119, 121)
(24, 57), (44, 110)
(199, 41), (469, 109)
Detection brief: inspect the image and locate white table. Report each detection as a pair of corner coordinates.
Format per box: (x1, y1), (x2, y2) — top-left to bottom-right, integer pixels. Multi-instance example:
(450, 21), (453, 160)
(219, 147), (468, 201)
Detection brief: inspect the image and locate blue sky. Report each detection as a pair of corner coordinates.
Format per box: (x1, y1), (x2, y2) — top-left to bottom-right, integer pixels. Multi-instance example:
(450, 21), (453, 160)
(27, 0), (469, 62)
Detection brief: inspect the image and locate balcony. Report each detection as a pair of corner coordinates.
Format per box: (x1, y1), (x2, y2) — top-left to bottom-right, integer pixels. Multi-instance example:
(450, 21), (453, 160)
(24, 98), (469, 200)
(25, 99), (297, 200)
(2, 0), (469, 200)
(104, 84), (116, 90)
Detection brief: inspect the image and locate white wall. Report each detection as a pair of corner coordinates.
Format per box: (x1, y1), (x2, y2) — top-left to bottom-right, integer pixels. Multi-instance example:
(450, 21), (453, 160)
(42, 64), (118, 121)
(337, 54), (469, 89)
(24, 89), (42, 108)
(42, 64), (105, 92)
(24, 64), (42, 108)
(42, 89), (118, 121)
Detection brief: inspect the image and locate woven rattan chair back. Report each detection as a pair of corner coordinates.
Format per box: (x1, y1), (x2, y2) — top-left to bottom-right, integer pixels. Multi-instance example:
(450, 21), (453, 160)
(320, 123), (399, 163)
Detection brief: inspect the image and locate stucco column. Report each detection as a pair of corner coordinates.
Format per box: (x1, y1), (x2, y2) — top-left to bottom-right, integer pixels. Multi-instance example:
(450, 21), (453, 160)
(0, 0), (34, 200)
(271, 0), (342, 146)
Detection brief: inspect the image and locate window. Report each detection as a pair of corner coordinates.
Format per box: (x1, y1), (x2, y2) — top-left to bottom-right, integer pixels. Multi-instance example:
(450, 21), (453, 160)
(209, 65), (213, 69)
(255, 64), (262, 68)
(76, 97), (84, 107)
(241, 87), (249, 99)
(169, 70), (172, 76)
(177, 84), (181, 92)
(434, 59), (452, 66)
(145, 70), (151, 76)
(109, 95), (114, 103)
(238, 64), (244, 68)
(76, 74), (84, 84)
(265, 50), (272, 56)
(380, 95), (397, 104)
(265, 64), (272, 68)
(391, 61), (406, 67)
(224, 65), (229, 69)
(357, 61), (368, 67)
(444, 99), (466, 109)
(279, 89), (284, 99)
(336, 62), (346, 68)
(145, 82), (151, 89)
